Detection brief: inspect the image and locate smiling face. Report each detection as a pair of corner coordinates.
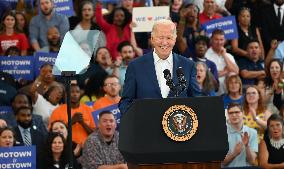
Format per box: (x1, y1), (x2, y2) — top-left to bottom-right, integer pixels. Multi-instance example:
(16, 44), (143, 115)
(51, 136), (64, 154)
(228, 77), (241, 94)
(151, 21), (176, 60)
(245, 87), (259, 104)
(0, 130), (14, 147)
(270, 61), (281, 80)
(3, 15), (16, 30)
(113, 9), (125, 27)
(238, 9), (251, 26)
(51, 122), (68, 139)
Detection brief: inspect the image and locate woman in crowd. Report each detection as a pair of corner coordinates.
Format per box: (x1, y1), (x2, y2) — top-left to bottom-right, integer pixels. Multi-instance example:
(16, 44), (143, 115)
(265, 59), (283, 114)
(231, 7), (264, 62)
(31, 77), (64, 127)
(196, 62), (216, 96)
(0, 11), (29, 56)
(95, 2), (142, 60)
(50, 120), (82, 158)
(223, 75), (244, 109)
(243, 86), (272, 141)
(259, 114), (284, 168)
(70, 0), (106, 57)
(0, 126), (15, 147)
(176, 3), (204, 57)
(15, 11), (29, 37)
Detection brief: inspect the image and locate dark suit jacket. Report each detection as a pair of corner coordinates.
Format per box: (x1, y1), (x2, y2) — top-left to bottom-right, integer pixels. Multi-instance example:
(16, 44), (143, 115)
(261, 4), (284, 52)
(119, 52), (201, 114)
(14, 126), (45, 147)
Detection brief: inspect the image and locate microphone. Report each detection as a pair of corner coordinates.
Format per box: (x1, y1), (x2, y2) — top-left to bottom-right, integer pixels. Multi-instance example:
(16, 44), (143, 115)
(163, 69), (175, 91)
(176, 67), (187, 91)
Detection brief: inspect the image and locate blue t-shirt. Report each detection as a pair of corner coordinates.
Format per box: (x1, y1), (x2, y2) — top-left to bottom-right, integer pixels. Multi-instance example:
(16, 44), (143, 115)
(223, 95), (244, 109)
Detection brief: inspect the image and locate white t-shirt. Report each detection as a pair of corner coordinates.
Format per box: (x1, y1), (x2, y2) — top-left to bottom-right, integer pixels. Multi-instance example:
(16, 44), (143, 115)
(32, 94), (58, 127)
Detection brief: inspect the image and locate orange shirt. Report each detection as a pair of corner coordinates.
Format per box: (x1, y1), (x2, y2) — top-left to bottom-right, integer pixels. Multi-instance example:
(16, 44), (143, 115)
(93, 96), (121, 111)
(49, 104), (95, 144)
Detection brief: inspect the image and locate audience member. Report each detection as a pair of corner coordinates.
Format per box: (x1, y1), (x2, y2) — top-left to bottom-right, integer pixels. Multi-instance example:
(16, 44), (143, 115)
(205, 29), (239, 95)
(231, 7), (264, 62)
(4, 46), (21, 56)
(30, 77), (64, 127)
(0, 126), (16, 147)
(49, 84), (95, 145)
(95, 2), (142, 60)
(81, 111), (127, 169)
(0, 11), (29, 56)
(93, 75), (121, 111)
(119, 19), (201, 114)
(274, 41), (284, 62)
(116, 41), (136, 87)
(177, 3), (204, 57)
(196, 62), (216, 96)
(261, 0), (284, 53)
(243, 86), (272, 142)
(15, 11), (29, 37)
(39, 26), (61, 53)
(29, 0), (69, 51)
(259, 114), (284, 168)
(199, 0), (222, 25)
(42, 132), (80, 169)
(265, 59), (283, 114)
(191, 35), (218, 82)
(223, 75), (244, 109)
(223, 103), (258, 167)
(70, 0), (106, 56)
(239, 40), (265, 86)
(0, 93), (47, 136)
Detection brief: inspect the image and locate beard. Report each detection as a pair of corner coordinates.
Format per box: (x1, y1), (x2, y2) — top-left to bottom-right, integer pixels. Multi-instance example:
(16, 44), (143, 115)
(18, 121), (32, 129)
(41, 8), (53, 16)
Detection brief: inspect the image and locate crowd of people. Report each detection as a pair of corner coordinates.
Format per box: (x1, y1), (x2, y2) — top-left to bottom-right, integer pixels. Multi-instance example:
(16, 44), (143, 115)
(1, 0), (284, 168)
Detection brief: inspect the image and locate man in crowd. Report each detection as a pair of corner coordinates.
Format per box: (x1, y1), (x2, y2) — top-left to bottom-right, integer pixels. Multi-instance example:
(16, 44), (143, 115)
(81, 111), (127, 169)
(119, 19), (201, 114)
(199, 0), (222, 25)
(205, 29), (239, 95)
(239, 40), (265, 86)
(223, 103), (258, 167)
(29, 0), (69, 51)
(93, 75), (121, 111)
(39, 26), (61, 52)
(49, 84), (95, 145)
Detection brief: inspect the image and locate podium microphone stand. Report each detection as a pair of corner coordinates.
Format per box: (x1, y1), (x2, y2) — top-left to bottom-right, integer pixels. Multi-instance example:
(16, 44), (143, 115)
(61, 71), (76, 169)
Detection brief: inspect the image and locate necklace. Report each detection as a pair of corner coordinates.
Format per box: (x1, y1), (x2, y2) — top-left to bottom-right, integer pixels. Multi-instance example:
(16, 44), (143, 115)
(270, 138), (284, 149)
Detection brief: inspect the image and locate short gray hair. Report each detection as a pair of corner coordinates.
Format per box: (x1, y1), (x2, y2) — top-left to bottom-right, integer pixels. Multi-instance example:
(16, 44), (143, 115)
(151, 19), (177, 38)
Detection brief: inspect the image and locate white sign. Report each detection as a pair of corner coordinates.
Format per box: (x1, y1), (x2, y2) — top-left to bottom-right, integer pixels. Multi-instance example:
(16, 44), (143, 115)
(132, 6), (170, 32)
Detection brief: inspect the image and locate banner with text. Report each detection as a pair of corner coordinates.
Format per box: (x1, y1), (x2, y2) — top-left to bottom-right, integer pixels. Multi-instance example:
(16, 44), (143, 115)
(0, 106), (12, 115)
(0, 56), (34, 80)
(0, 146), (36, 169)
(53, 0), (75, 16)
(202, 16), (238, 40)
(34, 52), (58, 77)
(132, 6), (169, 32)
(92, 104), (121, 127)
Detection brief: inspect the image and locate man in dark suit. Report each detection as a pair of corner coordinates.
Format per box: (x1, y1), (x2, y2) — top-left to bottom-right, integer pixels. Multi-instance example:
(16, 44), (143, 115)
(261, 0), (284, 53)
(119, 19), (201, 114)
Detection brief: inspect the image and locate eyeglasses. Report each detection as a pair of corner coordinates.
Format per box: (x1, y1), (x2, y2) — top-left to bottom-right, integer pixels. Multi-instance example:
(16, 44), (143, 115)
(228, 111), (241, 115)
(104, 82), (120, 87)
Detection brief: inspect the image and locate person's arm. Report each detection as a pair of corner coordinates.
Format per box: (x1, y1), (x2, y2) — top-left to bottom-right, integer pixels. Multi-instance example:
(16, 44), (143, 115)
(259, 139), (284, 169)
(221, 48), (239, 74)
(265, 40), (278, 67)
(243, 132), (257, 165)
(240, 70), (266, 79)
(30, 78), (41, 104)
(95, 2), (111, 33)
(112, 57), (122, 78)
(256, 27), (265, 60)
(72, 112), (94, 134)
(98, 164), (128, 169)
(29, 18), (40, 51)
(223, 142), (242, 166)
(130, 26), (143, 56)
(250, 108), (270, 129)
(231, 39), (249, 58)
(176, 8), (188, 54)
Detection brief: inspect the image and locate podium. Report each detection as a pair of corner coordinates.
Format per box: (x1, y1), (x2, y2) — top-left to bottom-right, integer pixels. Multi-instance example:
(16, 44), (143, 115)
(119, 96), (228, 169)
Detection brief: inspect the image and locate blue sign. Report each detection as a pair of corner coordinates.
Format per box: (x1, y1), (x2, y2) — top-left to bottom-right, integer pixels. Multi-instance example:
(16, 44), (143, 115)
(3, 0), (17, 9)
(0, 146), (36, 169)
(92, 104), (121, 127)
(202, 16), (239, 40)
(100, 0), (119, 3)
(0, 56), (34, 80)
(53, 0), (75, 16)
(34, 52), (57, 77)
(0, 106), (12, 115)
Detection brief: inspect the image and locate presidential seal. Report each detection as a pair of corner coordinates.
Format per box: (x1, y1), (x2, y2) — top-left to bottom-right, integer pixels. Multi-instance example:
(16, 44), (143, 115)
(162, 105), (198, 142)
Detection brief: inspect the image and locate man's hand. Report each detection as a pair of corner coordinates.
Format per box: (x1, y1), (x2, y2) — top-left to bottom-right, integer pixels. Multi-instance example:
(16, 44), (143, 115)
(242, 132), (250, 147)
(233, 142), (243, 157)
(72, 113), (84, 125)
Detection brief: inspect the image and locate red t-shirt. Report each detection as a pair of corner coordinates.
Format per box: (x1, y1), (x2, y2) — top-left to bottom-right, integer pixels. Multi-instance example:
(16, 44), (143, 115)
(199, 12), (222, 25)
(0, 33), (29, 55)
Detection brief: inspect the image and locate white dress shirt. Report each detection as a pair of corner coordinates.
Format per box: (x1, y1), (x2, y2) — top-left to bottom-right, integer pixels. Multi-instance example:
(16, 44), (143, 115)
(153, 50), (173, 98)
